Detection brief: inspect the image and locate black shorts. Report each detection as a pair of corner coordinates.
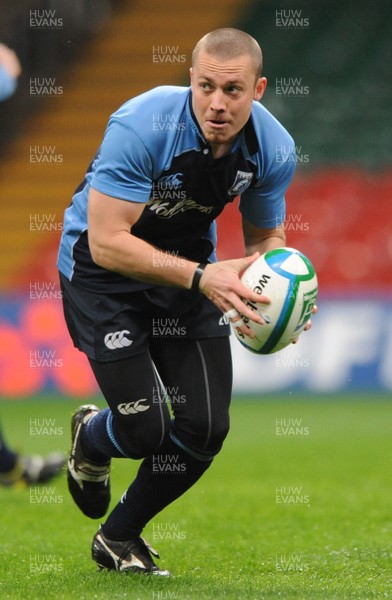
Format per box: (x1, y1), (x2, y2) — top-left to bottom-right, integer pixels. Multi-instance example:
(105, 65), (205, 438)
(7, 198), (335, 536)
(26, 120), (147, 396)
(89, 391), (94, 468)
(59, 273), (230, 362)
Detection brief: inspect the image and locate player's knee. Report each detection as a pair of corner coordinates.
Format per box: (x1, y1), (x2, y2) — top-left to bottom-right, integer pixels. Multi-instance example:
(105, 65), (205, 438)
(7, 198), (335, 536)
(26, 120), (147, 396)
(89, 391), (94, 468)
(206, 417), (230, 454)
(116, 427), (164, 459)
(181, 413), (230, 456)
(113, 417), (168, 459)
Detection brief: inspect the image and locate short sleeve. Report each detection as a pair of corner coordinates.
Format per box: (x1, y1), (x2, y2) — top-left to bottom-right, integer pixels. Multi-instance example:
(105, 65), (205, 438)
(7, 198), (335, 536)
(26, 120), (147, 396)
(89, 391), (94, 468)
(239, 145), (296, 228)
(90, 118), (153, 203)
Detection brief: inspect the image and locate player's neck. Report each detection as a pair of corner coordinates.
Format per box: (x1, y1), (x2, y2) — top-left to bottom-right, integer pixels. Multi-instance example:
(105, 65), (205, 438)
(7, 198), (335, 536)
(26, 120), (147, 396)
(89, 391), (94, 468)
(211, 141), (234, 160)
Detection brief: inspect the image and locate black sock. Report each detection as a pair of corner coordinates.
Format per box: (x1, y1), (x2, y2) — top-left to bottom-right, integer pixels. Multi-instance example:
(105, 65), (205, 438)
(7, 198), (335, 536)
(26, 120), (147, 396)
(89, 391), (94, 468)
(102, 434), (213, 540)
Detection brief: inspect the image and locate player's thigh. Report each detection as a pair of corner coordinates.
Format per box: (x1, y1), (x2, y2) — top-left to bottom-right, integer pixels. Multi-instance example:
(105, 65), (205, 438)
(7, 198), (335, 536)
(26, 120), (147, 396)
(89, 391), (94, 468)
(89, 352), (171, 458)
(150, 337), (233, 454)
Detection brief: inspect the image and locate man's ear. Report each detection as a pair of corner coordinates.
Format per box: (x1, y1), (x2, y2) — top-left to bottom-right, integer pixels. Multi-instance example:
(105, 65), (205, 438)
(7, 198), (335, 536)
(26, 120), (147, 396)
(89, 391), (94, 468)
(254, 77), (267, 101)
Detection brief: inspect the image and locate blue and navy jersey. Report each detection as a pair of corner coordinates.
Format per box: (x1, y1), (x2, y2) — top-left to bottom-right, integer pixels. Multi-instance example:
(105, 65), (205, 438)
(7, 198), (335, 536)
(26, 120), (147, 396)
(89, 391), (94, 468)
(58, 86), (296, 292)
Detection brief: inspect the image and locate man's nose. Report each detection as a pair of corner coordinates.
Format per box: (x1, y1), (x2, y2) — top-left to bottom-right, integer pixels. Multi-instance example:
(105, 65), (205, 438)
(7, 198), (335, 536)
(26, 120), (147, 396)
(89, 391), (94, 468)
(210, 89), (226, 112)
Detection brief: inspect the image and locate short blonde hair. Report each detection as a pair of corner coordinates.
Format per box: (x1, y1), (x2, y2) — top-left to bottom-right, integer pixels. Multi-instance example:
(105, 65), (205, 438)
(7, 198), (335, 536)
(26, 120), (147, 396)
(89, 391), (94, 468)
(192, 28), (263, 78)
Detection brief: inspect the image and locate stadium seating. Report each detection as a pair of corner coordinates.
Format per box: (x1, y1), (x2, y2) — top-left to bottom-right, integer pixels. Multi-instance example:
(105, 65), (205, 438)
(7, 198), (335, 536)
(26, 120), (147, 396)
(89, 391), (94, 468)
(236, 0), (392, 168)
(218, 0), (392, 291)
(1, 0), (390, 293)
(217, 169), (392, 291)
(0, 0), (248, 291)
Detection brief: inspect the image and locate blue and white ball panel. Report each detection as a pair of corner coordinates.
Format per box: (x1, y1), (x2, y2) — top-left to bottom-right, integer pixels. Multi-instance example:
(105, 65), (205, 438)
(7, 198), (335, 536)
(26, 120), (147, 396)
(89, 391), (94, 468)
(234, 248), (318, 354)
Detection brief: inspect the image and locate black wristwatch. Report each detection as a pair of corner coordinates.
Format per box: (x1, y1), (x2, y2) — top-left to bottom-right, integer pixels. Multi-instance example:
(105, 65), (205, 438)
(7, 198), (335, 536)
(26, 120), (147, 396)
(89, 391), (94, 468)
(191, 263), (207, 292)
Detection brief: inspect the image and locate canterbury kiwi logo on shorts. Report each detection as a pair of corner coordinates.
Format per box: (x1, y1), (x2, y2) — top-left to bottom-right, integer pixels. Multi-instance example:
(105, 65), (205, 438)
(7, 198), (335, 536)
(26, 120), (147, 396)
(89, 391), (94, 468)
(104, 330), (133, 349)
(117, 399), (150, 415)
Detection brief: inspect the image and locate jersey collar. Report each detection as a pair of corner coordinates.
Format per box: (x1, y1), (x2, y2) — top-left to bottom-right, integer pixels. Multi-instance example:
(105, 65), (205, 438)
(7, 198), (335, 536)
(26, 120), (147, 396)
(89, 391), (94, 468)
(186, 89), (209, 150)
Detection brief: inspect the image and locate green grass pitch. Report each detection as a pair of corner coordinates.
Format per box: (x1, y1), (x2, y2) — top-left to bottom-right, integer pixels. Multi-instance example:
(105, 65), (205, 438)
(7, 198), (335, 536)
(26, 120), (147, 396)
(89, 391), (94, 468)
(0, 395), (391, 599)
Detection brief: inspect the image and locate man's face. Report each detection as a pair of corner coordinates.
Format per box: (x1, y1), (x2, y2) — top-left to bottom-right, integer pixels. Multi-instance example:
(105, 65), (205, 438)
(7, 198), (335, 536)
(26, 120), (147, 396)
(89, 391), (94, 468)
(190, 51), (267, 156)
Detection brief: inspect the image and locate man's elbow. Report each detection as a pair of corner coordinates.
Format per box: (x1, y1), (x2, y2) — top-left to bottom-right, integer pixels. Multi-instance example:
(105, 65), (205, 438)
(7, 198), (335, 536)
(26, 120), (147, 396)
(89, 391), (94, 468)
(276, 229), (286, 246)
(88, 236), (112, 270)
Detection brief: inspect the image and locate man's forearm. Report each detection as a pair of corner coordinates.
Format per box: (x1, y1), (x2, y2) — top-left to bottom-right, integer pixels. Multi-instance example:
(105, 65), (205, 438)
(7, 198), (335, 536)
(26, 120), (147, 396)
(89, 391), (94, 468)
(245, 232), (286, 256)
(89, 230), (198, 290)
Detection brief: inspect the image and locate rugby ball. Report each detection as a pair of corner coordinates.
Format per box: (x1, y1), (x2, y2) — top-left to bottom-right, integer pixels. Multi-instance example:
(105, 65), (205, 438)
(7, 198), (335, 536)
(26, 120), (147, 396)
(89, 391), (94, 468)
(233, 248), (318, 354)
